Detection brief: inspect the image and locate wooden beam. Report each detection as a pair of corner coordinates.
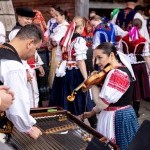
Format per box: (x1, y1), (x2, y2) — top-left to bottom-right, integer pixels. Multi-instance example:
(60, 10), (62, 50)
(89, 2), (126, 9)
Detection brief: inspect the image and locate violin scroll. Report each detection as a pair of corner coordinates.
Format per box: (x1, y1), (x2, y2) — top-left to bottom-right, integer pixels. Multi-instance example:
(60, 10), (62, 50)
(67, 83), (87, 101)
(67, 91), (76, 102)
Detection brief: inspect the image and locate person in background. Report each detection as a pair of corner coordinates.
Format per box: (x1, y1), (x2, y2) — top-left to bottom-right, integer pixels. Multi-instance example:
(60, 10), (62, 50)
(82, 18), (95, 73)
(33, 9), (47, 33)
(44, 5), (58, 92)
(0, 24), (43, 139)
(45, 5), (58, 38)
(134, 5), (150, 43)
(9, 7), (36, 40)
(51, 16), (96, 128)
(48, 7), (69, 89)
(32, 9), (50, 105)
(119, 18), (150, 117)
(146, 5), (150, 35)
(0, 21), (6, 45)
(82, 42), (139, 150)
(116, 0), (138, 31)
(90, 15), (127, 50)
(9, 7), (45, 108)
(82, 18), (94, 48)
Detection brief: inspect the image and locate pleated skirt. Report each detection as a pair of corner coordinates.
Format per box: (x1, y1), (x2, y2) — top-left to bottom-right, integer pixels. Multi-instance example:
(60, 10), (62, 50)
(115, 106), (139, 150)
(132, 63), (150, 101)
(50, 68), (94, 115)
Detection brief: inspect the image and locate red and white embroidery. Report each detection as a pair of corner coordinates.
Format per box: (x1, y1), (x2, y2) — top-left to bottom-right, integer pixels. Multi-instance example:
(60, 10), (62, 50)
(101, 98), (110, 105)
(107, 69), (130, 93)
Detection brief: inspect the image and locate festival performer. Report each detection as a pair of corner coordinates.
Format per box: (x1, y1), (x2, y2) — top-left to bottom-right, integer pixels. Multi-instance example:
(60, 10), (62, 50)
(90, 15), (127, 49)
(48, 7), (69, 89)
(116, 0), (138, 31)
(51, 16), (97, 128)
(81, 42), (139, 150)
(45, 5), (58, 38)
(0, 24), (43, 140)
(119, 18), (150, 117)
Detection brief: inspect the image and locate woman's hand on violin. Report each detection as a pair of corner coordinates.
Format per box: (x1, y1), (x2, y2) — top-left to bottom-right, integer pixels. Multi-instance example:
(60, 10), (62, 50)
(90, 70), (98, 76)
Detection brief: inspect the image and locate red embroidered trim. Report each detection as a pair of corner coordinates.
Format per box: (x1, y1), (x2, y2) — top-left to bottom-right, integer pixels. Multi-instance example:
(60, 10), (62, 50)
(107, 69), (130, 93)
(101, 98), (110, 105)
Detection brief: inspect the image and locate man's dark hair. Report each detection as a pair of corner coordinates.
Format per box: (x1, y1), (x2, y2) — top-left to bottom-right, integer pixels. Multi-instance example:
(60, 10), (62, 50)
(16, 24), (43, 43)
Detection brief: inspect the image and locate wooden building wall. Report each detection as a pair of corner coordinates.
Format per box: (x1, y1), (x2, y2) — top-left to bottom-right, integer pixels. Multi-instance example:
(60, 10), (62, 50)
(0, 0), (16, 31)
(12, 0), (75, 22)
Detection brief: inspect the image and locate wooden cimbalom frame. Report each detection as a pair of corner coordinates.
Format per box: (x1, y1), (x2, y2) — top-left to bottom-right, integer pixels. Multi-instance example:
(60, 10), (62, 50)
(9, 107), (119, 150)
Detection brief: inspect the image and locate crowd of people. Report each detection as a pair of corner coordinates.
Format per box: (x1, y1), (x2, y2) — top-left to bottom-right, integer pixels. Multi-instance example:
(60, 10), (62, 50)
(0, 0), (150, 149)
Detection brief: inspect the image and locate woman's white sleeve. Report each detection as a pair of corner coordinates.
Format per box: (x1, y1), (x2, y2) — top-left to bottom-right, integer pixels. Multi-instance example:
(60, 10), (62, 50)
(99, 69), (130, 104)
(74, 37), (88, 61)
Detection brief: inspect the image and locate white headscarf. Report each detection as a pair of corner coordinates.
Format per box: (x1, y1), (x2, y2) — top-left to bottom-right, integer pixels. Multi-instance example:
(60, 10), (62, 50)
(117, 51), (136, 81)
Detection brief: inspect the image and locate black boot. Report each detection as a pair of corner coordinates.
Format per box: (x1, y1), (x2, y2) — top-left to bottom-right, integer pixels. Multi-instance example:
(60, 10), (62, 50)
(133, 101), (140, 118)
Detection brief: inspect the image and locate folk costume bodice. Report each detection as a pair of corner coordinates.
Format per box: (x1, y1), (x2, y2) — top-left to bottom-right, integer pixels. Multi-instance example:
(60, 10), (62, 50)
(62, 33), (88, 62)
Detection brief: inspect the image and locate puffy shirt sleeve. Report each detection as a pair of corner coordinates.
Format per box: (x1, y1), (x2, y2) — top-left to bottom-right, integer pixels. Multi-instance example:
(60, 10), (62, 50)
(51, 25), (68, 44)
(99, 69), (130, 104)
(113, 24), (128, 37)
(35, 51), (44, 67)
(92, 31), (100, 49)
(3, 61), (36, 132)
(74, 37), (88, 61)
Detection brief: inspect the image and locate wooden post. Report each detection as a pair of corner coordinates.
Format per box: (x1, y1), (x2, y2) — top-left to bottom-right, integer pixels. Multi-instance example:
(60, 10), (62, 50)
(138, 0), (144, 5)
(75, 0), (89, 18)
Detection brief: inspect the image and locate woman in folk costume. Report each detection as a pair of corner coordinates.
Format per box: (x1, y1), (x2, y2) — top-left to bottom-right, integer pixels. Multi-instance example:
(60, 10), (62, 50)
(90, 15), (127, 50)
(81, 42), (139, 150)
(119, 18), (150, 117)
(82, 18), (95, 73)
(45, 5), (58, 37)
(51, 16), (95, 126)
(48, 7), (69, 89)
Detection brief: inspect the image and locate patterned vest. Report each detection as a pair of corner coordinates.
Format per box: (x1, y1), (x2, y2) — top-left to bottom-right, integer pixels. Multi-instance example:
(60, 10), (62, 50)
(116, 7), (136, 31)
(62, 33), (81, 61)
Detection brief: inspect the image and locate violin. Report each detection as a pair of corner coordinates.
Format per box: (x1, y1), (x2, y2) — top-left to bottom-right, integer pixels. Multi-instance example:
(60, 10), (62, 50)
(67, 64), (113, 102)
